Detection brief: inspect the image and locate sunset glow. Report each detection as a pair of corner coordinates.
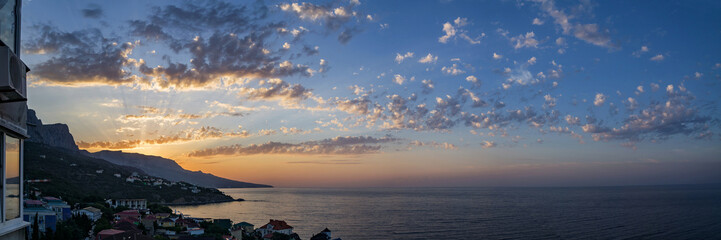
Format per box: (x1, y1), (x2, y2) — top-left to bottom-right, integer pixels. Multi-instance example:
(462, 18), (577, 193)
(22, 0), (721, 187)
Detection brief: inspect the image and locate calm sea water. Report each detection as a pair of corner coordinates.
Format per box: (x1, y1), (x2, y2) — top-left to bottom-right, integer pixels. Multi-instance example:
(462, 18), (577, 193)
(171, 185), (721, 240)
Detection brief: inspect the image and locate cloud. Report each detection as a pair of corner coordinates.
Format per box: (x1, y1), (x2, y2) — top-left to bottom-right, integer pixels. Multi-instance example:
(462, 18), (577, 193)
(81, 4), (103, 19)
(442, 63), (465, 75)
(395, 52), (414, 64)
(535, 0), (616, 48)
(418, 53), (438, 64)
(25, 25), (139, 87)
(532, 18), (544, 25)
(632, 46), (649, 57)
(481, 141), (497, 148)
(438, 17), (483, 44)
(510, 32), (539, 49)
(279, 1), (366, 43)
(187, 135), (399, 157)
(239, 78), (314, 104)
(27, 1), (320, 90)
(565, 115), (580, 125)
(492, 52), (503, 60)
(421, 79), (435, 94)
(393, 74), (406, 85)
(593, 93), (607, 106)
(409, 140), (457, 150)
(582, 85), (712, 147)
(465, 75), (480, 87)
(77, 126), (249, 150)
(650, 54), (665, 61)
(625, 97), (638, 111)
(528, 57), (537, 65)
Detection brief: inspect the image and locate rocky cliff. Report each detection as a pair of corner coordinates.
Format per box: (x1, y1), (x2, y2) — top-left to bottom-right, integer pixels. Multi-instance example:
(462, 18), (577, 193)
(26, 109), (79, 150)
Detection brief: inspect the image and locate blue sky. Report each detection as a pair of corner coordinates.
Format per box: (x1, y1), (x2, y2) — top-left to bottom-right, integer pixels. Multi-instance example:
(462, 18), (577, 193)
(20, 0), (721, 187)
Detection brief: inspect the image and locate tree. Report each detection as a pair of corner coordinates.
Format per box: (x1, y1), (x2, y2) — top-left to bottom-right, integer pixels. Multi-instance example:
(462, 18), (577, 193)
(32, 213), (40, 240)
(93, 218), (112, 235)
(271, 233), (291, 240)
(138, 222), (147, 235)
(148, 203), (172, 214)
(40, 228), (52, 240)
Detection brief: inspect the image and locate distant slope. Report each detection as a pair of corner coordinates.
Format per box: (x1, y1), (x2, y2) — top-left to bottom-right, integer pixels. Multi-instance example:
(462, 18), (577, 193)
(90, 150), (271, 188)
(26, 109), (271, 188)
(24, 142), (234, 205)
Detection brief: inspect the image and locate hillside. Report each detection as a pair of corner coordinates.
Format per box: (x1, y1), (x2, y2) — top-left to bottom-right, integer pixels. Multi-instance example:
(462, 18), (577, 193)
(26, 109), (270, 188)
(24, 142), (235, 205)
(90, 150), (271, 188)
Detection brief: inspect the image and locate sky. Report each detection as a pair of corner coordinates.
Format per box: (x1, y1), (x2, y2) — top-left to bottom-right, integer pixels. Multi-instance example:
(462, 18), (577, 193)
(20, 0), (721, 187)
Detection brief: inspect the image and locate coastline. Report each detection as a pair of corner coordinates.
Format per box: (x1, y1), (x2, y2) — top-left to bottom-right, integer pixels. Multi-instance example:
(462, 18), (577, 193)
(162, 198), (244, 206)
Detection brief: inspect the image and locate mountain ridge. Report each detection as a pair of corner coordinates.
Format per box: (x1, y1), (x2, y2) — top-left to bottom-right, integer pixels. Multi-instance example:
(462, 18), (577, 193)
(26, 109), (270, 188)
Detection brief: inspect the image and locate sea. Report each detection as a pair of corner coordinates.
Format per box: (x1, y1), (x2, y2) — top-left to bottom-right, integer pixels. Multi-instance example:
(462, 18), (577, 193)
(171, 184), (721, 240)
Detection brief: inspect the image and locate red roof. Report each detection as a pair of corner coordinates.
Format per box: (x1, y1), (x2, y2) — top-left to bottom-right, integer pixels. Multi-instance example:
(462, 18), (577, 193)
(260, 219), (293, 230)
(42, 197), (61, 201)
(97, 229), (125, 240)
(118, 217), (139, 223)
(25, 200), (44, 205)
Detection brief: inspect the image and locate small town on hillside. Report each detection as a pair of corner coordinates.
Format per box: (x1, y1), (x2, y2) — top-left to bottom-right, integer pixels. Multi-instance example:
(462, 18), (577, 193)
(24, 195), (341, 240)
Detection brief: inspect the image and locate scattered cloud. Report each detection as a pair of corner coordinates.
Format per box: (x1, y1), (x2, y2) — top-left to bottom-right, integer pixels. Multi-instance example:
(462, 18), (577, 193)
(418, 53), (438, 64)
(510, 32), (540, 49)
(532, 18), (544, 25)
(535, 0), (616, 48)
(395, 52), (414, 64)
(78, 126), (249, 149)
(442, 63), (466, 75)
(187, 135), (398, 157)
(594, 93), (607, 106)
(438, 17), (484, 44)
(393, 74), (406, 85)
(481, 141), (497, 148)
(650, 54), (665, 61)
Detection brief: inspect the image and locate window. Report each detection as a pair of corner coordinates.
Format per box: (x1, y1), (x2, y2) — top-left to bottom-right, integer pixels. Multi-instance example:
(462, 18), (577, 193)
(0, 0), (17, 53)
(4, 135), (20, 221)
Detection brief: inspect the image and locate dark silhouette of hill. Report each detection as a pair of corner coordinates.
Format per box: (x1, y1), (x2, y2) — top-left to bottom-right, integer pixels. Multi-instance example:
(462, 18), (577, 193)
(26, 109), (270, 188)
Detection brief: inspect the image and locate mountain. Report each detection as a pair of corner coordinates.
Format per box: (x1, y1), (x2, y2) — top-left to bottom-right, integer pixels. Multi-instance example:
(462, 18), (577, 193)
(90, 150), (271, 188)
(26, 109), (271, 188)
(24, 142), (235, 205)
(27, 109), (80, 151)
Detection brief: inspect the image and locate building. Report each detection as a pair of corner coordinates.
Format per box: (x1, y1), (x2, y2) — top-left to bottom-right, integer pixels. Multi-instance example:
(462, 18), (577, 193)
(22, 200), (56, 235)
(187, 227), (204, 236)
(41, 197), (71, 221)
(106, 199), (147, 210)
(231, 222), (254, 239)
(309, 228), (332, 240)
(257, 219), (293, 237)
(75, 206), (103, 222)
(113, 210), (141, 221)
(0, 0), (30, 238)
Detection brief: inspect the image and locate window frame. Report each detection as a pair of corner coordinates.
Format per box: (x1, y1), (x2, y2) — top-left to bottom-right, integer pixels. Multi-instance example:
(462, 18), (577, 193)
(0, 131), (27, 235)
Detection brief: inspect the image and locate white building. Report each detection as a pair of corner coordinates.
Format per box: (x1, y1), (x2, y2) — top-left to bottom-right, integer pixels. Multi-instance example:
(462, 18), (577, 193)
(106, 199), (148, 210)
(257, 219), (294, 237)
(0, 0), (30, 238)
(75, 207), (103, 222)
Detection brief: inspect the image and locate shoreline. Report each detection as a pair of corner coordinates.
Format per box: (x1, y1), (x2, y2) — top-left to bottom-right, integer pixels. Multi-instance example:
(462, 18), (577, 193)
(162, 198), (244, 206)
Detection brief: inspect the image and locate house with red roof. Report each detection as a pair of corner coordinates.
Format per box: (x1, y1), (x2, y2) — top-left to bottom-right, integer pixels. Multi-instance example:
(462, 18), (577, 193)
(257, 219), (294, 237)
(97, 229), (125, 240)
(113, 209), (141, 221)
